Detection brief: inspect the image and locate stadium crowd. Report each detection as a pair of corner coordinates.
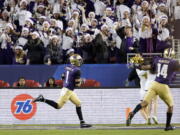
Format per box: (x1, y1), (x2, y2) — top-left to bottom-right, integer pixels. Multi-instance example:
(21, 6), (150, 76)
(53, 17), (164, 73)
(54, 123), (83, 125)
(0, 0), (179, 65)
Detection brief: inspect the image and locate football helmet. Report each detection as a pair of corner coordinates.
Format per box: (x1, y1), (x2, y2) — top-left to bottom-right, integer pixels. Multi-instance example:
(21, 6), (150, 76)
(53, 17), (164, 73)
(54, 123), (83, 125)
(69, 54), (83, 67)
(163, 48), (175, 59)
(130, 54), (144, 64)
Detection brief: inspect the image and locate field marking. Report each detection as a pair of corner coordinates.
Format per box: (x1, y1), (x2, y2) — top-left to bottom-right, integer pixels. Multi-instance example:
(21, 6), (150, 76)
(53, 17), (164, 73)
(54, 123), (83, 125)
(0, 125), (180, 130)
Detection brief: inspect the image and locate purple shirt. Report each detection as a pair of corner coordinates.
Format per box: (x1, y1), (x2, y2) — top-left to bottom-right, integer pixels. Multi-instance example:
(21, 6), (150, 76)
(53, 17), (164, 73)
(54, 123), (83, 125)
(63, 65), (81, 91)
(154, 57), (179, 85)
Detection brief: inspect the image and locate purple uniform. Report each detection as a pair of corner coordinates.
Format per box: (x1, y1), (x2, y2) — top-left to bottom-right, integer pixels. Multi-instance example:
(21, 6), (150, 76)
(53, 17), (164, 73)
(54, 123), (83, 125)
(154, 57), (179, 85)
(63, 65), (81, 91)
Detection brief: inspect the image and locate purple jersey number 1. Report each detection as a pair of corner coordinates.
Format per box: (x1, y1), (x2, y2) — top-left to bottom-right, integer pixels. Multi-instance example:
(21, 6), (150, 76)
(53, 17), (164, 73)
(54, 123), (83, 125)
(157, 63), (168, 79)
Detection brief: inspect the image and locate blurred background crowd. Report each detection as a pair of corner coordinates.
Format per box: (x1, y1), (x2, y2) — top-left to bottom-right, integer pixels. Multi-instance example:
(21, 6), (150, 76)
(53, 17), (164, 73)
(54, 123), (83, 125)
(0, 0), (180, 65)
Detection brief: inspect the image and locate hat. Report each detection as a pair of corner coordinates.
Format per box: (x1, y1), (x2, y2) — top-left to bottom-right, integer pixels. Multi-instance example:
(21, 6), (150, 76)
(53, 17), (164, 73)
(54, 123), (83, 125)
(22, 27), (29, 32)
(101, 24), (108, 30)
(37, 4), (45, 8)
(50, 35), (59, 40)
(15, 46), (23, 50)
(88, 12), (95, 18)
(84, 33), (91, 39)
(141, 1), (149, 6)
(160, 15), (168, 22)
(31, 31), (40, 37)
(159, 3), (166, 7)
(106, 7), (113, 11)
(39, 16), (47, 19)
(66, 48), (75, 55)
(142, 16), (150, 22)
(20, 0), (28, 6)
(26, 18), (34, 25)
(66, 27), (73, 32)
(81, 24), (89, 29)
(43, 21), (50, 27)
(73, 10), (80, 15)
(6, 23), (14, 30)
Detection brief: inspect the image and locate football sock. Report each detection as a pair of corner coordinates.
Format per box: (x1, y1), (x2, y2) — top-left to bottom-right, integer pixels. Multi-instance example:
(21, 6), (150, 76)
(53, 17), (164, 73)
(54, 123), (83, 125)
(76, 107), (84, 123)
(133, 103), (142, 115)
(166, 112), (172, 127)
(44, 99), (59, 109)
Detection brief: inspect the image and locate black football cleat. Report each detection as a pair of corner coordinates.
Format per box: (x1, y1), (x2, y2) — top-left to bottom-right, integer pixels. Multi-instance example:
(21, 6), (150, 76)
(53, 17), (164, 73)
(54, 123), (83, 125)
(33, 94), (45, 102)
(164, 125), (175, 131)
(80, 123), (92, 128)
(126, 112), (134, 126)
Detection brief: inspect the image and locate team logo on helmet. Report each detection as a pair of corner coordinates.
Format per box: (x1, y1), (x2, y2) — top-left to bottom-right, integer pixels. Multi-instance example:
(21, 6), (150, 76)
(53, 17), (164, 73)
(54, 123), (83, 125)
(163, 48), (175, 59)
(69, 54), (83, 66)
(130, 54), (144, 64)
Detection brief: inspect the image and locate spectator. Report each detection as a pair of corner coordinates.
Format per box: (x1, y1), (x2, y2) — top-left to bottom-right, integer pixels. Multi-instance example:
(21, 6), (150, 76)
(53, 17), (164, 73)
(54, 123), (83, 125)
(13, 45), (27, 64)
(156, 15), (171, 53)
(44, 35), (63, 65)
(23, 31), (45, 64)
(16, 27), (30, 47)
(139, 16), (154, 53)
(44, 77), (57, 88)
(81, 34), (94, 63)
(120, 26), (139, 63)
(0, 0), (177, 65)
(93, 24), (109, 63)
(16, 77), (26, 87)
(0, 24), (15, 64)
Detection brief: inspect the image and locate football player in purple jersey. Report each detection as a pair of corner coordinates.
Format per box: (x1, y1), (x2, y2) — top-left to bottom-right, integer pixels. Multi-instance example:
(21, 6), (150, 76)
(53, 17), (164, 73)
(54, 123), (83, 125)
(126, 48), (180, 131)
(33, 54), (92, 128)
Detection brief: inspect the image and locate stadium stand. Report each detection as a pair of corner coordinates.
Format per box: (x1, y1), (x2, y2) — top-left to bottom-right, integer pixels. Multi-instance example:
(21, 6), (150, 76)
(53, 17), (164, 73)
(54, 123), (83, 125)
(0, 80), (10, 87)
(13, 80), (41, 87)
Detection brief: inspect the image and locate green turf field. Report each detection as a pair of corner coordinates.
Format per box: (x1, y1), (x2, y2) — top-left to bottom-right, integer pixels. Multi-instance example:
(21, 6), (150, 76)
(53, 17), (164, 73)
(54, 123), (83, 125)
(0, 129), (180, 135)
(0, 124), (180, 135)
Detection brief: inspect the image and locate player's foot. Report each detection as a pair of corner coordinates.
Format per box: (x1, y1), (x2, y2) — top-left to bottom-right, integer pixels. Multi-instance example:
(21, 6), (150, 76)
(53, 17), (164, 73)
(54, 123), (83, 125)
(164, 125), (175, 131)
(152, 116), (158, 124)
(80, 123), (92, 128)
(33, 95), (45, 102)
(126, 112), (134, 126)
(147, 118), (151, 125)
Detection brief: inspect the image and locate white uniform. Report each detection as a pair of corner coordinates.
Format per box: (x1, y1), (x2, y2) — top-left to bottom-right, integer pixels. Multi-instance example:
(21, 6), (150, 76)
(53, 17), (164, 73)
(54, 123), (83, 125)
(136, 69), (147, 100)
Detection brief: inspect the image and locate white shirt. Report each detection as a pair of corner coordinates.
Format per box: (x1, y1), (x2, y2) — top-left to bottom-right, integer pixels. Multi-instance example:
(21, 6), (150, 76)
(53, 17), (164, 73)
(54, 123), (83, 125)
(116, 4), (130, 20)
(94, 0), (106, 16)
(174, 6), (180, 20)
(136, 69), (147, 91)
(139, 27), (152, 39)
(62, 35), (74, 50)
(157, 27), (169, 41)
(16, 9), (32, 26)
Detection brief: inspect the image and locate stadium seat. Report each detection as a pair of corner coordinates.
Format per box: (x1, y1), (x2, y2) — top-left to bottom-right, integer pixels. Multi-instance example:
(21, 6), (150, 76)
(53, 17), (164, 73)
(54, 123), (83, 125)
(81, 79), (101, 87)
(13, 80), (41, 87)
(0, 80), (10, 87)
(55, 80), (63, 87)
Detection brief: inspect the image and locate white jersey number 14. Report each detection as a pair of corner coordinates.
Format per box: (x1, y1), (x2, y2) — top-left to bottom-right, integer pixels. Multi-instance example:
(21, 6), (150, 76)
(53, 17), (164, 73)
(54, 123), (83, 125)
(157, 63), (168, 78)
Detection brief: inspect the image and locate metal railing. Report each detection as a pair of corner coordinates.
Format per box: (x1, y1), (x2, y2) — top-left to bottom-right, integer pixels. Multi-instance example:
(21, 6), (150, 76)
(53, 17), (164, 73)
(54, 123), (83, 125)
(172, 39), (180, 62)
(127, 53), (162, 64)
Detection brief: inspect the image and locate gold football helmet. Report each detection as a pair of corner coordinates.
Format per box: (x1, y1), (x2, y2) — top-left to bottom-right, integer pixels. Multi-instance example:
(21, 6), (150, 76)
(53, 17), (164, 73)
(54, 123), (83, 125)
(69, 54), (83, 67)
(163, 48), (175, 59)
(130, 54), (144, 64)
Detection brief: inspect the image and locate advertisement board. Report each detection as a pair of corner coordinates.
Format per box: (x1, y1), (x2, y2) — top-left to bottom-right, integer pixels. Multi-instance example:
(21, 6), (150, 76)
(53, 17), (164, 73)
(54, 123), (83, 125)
(0, 88), (180, 124)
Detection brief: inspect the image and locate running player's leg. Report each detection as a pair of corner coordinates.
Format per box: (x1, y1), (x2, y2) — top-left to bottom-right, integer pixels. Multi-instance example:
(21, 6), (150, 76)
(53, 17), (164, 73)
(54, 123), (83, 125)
(33, 94), (59, 109)
(33, 88), (71, 109)
(126, 84), (156, 126)
(151, 95), (158, 124)
(158, 85), (174, 130)
(69, 92), (92, 128)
